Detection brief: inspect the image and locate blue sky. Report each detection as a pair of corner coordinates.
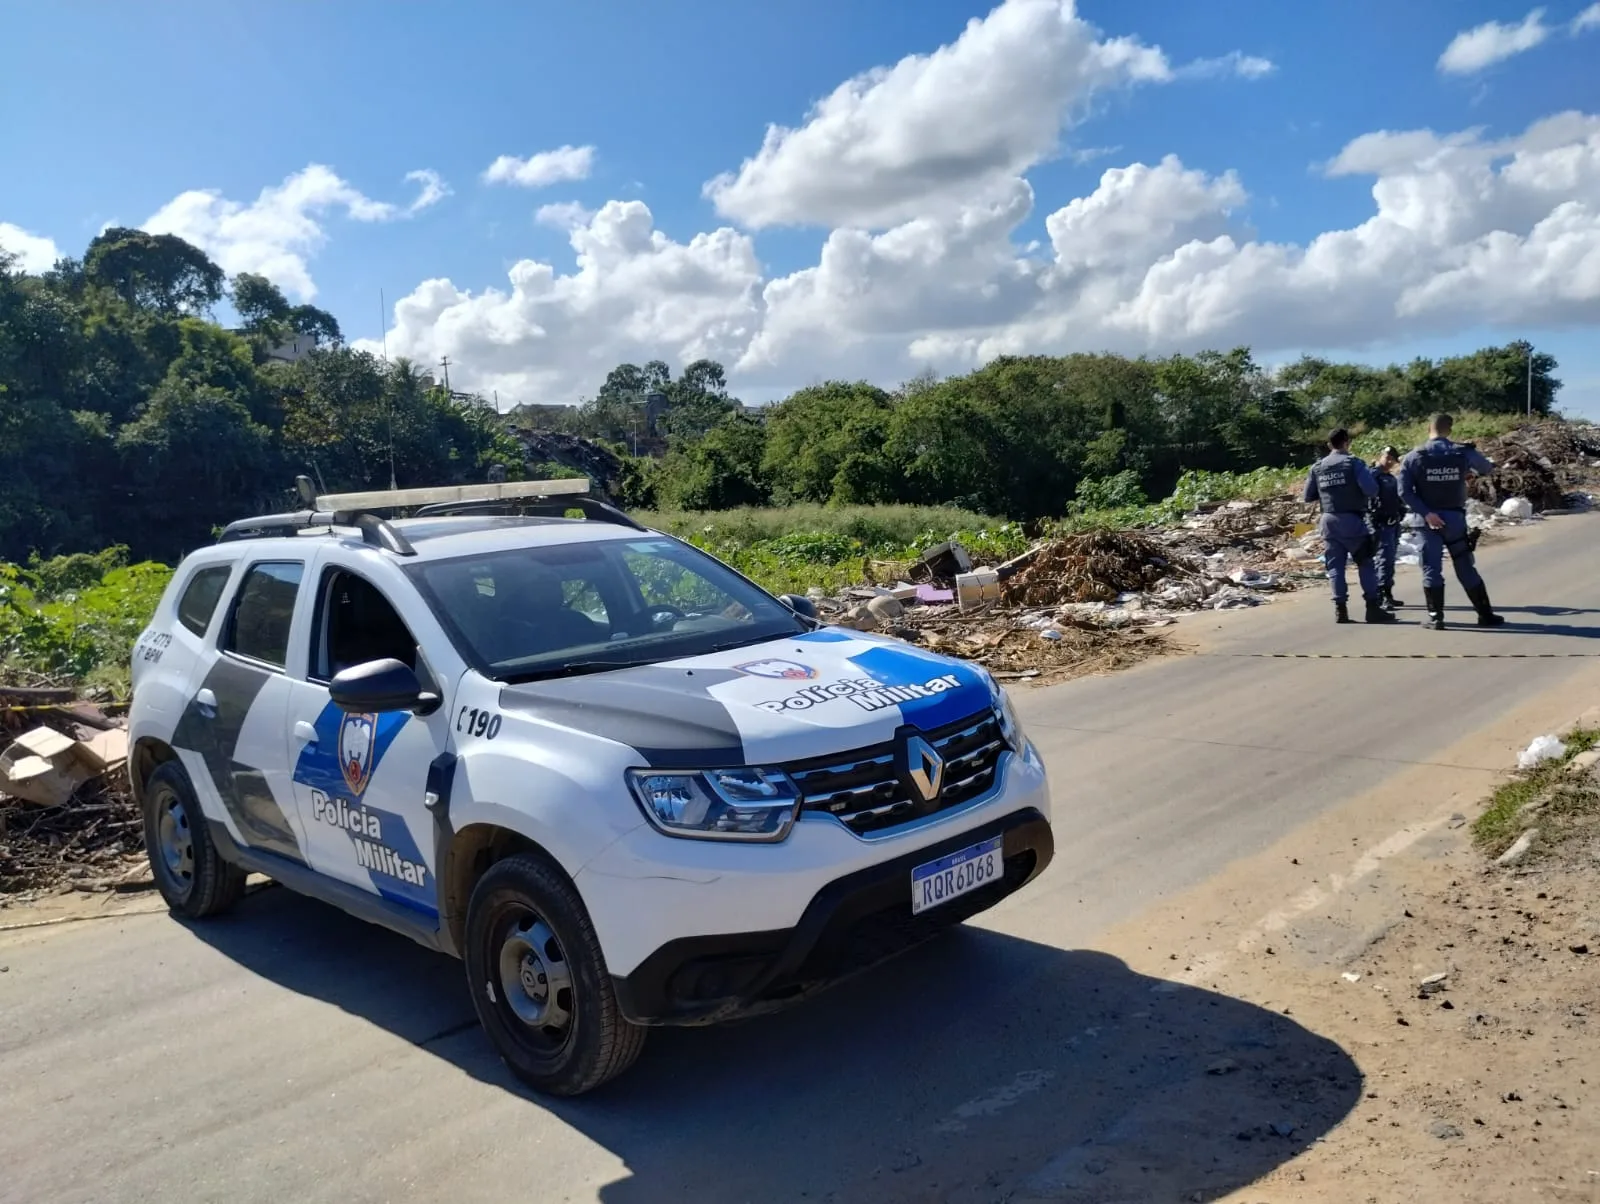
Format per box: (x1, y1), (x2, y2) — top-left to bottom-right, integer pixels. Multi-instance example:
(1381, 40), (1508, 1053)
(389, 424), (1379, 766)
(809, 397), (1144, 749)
(3, 0), (1598, 415)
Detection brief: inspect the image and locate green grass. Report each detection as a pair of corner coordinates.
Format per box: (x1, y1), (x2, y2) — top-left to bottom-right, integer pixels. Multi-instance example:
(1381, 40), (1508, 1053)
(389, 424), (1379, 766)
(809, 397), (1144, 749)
(1349, 412), (1527, 461)
(1472, 727), (1600, 857)
(640, 503), (1007, 548)
(639, 504), (1031, 596)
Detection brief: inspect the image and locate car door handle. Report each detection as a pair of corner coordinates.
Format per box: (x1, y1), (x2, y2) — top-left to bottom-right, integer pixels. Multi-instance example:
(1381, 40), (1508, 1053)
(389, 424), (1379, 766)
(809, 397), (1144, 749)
(293, 721), (319, 744)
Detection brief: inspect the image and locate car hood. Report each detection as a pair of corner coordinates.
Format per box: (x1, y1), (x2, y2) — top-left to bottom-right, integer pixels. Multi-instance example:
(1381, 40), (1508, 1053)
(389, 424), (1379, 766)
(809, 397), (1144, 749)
(497, 627), (996, 768)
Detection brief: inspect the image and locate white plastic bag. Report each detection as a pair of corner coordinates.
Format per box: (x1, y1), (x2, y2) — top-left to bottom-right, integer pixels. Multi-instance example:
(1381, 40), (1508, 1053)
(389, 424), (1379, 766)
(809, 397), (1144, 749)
(1517, 734), (1567, 769)
(1500, 497), (1534, 520)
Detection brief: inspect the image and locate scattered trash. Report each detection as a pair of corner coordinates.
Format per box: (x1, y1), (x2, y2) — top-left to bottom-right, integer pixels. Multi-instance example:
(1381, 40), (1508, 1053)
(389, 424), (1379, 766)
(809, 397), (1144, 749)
(1517, 735), (1567, 769)
(1228, 568), (1279, 589)
(0, 725), (129, 808)
(1499, 496), (1535, 520)
(955, 569), (1001, 611)
(911, 541), (973, 584)
(1341, 972), (1362, 983)
(1419, 972), (1450, 997)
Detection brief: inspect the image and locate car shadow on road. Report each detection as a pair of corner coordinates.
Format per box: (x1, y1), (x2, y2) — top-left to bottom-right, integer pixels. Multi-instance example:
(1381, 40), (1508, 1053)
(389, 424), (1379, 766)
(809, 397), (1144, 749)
(187, 888), (1361, 1203)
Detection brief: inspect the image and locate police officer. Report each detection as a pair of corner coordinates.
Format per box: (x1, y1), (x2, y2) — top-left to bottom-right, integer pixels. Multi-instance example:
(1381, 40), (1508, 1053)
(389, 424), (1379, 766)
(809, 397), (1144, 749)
(1398, 412), (1505, 630)
(1369, 445), (1406, 611)
(1304, 428), (1396, 624)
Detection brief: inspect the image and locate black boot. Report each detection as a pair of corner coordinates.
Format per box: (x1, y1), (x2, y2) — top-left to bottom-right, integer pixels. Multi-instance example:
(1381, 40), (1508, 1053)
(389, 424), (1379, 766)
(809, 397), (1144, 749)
(1383, 587), (1404, 609)
(1466, 583), (1505, 627)
(1422, 586), (1446, 630)
(1335, 600), (1352, 624)
(1365, 593), (1398, 623)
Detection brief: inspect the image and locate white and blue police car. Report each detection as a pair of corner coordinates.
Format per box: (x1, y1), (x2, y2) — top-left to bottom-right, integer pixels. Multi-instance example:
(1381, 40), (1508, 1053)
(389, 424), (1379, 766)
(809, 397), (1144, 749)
(127, 478), (1054, 1095)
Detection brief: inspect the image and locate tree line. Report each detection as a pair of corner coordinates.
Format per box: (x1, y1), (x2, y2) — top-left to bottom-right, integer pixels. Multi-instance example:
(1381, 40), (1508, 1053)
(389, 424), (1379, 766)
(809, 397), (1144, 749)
(555, 344), (1560, 519)
(1, 227), (1562, 565)
(0, 231), (520, 563)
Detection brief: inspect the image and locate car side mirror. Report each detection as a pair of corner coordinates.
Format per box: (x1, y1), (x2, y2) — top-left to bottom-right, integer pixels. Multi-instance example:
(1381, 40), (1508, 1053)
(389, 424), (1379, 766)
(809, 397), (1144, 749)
(776, 593), (818, 620)
(330, 658), (440, 716)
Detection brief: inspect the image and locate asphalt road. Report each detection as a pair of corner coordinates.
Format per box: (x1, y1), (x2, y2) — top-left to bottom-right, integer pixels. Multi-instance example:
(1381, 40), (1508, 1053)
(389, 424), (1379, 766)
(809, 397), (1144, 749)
(3, 513), (1598, 1204)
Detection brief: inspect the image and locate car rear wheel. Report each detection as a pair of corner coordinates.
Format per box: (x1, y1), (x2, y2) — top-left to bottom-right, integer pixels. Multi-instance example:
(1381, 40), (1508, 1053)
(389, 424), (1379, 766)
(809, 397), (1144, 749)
(464, 852), (646, 1096)
(141, 760), (246, 918)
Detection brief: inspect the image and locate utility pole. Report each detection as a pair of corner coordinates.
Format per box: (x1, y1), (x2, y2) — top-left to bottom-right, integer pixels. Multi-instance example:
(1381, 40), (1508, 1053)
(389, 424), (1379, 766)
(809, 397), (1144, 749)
(379, 289), (388, 361)
(440, 355), (452, 393)
(1526, 344), (1533, 417)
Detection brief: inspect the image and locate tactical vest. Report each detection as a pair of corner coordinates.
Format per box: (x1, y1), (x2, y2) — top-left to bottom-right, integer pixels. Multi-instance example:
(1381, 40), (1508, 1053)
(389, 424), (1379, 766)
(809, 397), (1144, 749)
(1414, 443), (1468, 511)
(1313, 452), (1367, 515)
(1372, 472), (1404, 521)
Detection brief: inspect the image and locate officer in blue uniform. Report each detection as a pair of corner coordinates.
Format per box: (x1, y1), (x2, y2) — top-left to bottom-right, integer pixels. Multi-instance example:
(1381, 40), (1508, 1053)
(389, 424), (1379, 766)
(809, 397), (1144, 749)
(1304, 428), (1396, 624)
(1398, 412), (1505, 630)
(1369, 446), (1407, 611)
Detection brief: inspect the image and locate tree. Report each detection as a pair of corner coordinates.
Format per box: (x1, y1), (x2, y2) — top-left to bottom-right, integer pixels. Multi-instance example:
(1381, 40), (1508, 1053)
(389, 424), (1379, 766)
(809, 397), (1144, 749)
(660, 413), (770, 510)
(288, 303), (342, 344)
(114, 380), (278, 557)
(84, 228), (225, 315)
(231, 272), (292, 333)
(762, 381), (896, 504)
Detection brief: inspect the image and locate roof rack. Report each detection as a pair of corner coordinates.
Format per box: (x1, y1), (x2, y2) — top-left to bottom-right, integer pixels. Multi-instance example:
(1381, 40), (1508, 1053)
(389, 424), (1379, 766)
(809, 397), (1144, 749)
(216, 475), (643, 554)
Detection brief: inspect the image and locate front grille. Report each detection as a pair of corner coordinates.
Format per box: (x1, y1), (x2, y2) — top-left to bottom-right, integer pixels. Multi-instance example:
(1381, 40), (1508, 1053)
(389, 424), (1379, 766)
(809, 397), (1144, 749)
(783, 849), (1039, 990)
(789, 709), (1008, 836)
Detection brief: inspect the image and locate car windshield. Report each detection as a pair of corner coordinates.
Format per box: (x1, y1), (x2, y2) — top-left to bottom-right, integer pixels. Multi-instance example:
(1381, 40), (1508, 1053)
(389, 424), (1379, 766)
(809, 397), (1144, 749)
(407, 535), (806, 682)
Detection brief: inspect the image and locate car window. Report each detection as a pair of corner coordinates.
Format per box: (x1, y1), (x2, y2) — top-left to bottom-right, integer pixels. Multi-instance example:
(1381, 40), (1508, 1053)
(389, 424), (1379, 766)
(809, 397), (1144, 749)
(409, 537), (802, 682)
(316, 569), (420, 680)
(562, 578), (610, 624)
(176, 566), (232, 637)
(223, 562), (303, 669)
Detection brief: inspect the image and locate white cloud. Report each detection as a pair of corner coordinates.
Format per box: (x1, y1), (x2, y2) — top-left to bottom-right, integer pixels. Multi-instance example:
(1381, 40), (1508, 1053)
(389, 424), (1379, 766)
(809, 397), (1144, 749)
(1438, 8), (1552, 74)
(368, 5), (1600, 406)
(1176, 51), (1277, 80)
(365, 201), (764, 405)
(0, 222), (62, 273)
(535, 201), (594, 231)
(703, 0), (1188, 231)
(405, 169), (452, 213)
(1574, 3), (1600, 32)
(483, 146), (596, 189)
(143, 164), (440, 299)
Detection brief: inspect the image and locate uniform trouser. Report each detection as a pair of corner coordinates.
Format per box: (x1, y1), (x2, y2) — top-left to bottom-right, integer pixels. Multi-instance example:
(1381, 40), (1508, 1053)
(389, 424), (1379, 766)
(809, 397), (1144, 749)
(1319, 512), (1378, 604)
(1374, 523), (1400, 591)
(1419, 509), (1483, 592)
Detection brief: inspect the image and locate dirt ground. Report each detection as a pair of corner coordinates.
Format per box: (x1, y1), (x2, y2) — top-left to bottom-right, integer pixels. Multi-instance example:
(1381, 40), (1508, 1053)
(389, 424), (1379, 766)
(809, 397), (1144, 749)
(1054, 690), (1600, 1204)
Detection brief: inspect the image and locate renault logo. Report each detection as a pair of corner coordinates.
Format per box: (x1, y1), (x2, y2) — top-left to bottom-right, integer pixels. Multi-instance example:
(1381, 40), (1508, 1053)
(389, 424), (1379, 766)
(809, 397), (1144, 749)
(902, 735), (945, 803)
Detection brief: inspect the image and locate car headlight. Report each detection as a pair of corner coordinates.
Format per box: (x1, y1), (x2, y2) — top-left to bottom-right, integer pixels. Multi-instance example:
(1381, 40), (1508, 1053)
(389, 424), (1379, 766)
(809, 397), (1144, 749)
(996, 690), (1024, 750)
(626, 767), (801, 842)
(976, 666), (1024, 750)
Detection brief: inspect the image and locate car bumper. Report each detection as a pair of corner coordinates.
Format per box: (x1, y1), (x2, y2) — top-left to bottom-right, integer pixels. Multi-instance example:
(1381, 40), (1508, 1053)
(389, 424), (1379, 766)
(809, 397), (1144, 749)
(608, 805), (1051, 1025)
(579, 742), (1053, 1026)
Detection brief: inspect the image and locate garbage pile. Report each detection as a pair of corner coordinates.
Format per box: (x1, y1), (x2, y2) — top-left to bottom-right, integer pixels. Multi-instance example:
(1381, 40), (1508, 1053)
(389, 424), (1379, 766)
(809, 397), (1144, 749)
(1468, 421), (1600, 512)
(1000, 532), (1184, 606)
(1, 693), (142, 900)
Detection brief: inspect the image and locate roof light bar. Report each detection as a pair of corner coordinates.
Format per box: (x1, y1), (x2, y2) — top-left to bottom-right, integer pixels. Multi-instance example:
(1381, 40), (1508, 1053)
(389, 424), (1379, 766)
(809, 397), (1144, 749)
(314, 478), (591, 512)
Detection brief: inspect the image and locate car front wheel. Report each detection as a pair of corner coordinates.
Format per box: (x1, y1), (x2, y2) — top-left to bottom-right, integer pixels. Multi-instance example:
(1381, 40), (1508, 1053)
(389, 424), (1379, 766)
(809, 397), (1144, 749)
(141, 760), (246, 918)
(463, 852), (646, 1096)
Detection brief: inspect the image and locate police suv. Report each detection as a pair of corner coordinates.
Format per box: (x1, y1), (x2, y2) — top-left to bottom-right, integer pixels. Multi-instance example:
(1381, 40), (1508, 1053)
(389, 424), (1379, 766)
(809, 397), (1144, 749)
(128, 478), (1054, 1095)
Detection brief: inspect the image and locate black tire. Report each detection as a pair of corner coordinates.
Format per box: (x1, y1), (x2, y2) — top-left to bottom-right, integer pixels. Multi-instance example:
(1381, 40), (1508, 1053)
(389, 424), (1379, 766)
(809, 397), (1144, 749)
(141, 760), (247, 918)
(464, 852), (646, 1096)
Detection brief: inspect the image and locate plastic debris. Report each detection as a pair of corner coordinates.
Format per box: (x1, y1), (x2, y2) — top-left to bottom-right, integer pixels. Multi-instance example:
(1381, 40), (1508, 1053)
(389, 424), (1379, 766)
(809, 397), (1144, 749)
(1517, 735), (1567, 769)
(1499, 497), (1535, 520)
